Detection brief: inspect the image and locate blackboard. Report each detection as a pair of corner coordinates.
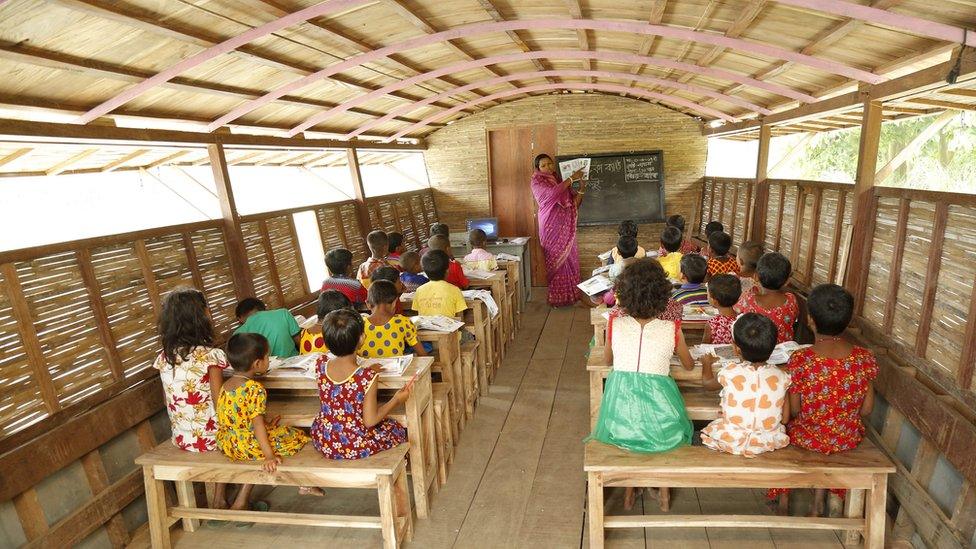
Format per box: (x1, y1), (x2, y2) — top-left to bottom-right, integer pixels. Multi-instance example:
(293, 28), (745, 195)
(556, 151), (665, 226)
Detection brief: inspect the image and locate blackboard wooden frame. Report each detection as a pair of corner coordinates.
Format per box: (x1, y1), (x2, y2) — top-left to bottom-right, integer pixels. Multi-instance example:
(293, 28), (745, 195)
(556, 150), (666, 227)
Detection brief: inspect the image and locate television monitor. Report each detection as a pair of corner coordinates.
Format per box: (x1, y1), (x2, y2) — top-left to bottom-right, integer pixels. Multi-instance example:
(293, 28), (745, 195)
(466, 217), (499, 241)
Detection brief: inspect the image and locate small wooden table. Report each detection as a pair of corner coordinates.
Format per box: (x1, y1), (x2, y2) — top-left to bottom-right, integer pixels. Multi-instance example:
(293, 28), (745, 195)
(262, 357), (438, 519)
(402, 296), (494, 384)
(468, 272), (509, 361)
(416, 329), (465, 439)
(497, 260), (522, 329)
(590, 307), (708, 347)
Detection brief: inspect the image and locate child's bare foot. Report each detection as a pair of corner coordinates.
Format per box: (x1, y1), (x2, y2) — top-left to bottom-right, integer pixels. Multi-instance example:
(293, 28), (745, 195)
(775, 493), (789, 516)
(299, 486), (325, 496)
(623, 487), (642, 510)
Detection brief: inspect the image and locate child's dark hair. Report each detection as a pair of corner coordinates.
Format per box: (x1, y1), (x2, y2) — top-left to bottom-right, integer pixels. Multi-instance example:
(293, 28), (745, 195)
(666, 214), (686, 233)
(756, 252), (792, 290)
(708, 274), (742, 307)
(429, 222), (449, 238)
(733, 313), (778, 362)
(533, 153), (553, 170)
(737, 241), (764, 273)
(615, 259), (673, 319)
(325, 248), (354, 276)
(400, 251), (421, 272)
(661, 226), (682, 253)
(428, 234), (450, 252)
(617, 220), (638, 238)
(679, 254), (707, 284)
(704, 221), (724, 236)
(159, 287), (214, 366)
(469, 228), (487, 248)
(388, 232), (403, 253)
(708, 231), (733, 257)
(368, 280), (399, 307)
(235, 297), (266, 320)
(422, 249), (450, 281)
(370, 266), (401, 285)
(366, 230), (389, 255)
(616, 235), (639, 259)
(322, 309), (364, 356)
(226, 333), (270, 373)
(807, 284), (854, 336)
(317, 290), (352, 319)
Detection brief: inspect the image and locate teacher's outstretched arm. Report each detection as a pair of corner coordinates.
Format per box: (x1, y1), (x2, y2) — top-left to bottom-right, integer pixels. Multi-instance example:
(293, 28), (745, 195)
(573, 177), (587, 208)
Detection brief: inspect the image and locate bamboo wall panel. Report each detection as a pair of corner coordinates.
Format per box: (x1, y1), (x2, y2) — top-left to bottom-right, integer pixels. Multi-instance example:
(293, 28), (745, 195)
(409, 193), (430, 247)
(265, 216), (307, 301)
(14, 254), (114, 406)
(145, 234), (193, 298)
(89, 243), (157, 380)
(190, 227), (238, 336)
(698, 179), (714, 235)
(395, 196), (420, 250)
(339, 202), (368, 264)
(778, 185), (798, 261)
(733, 182), (751, 244)
(927, 205), (976, 380)
(721, 182), (735, 237)
(0, 270), (46, 438)
(890, 201), (935, 348)
(315, 207), (347, 254)
(862, 197), (899, 328)
(811, 190), (840, 287)
(794, 190), (815, 283)
(240, 221), (280, 308)
(765, 184), (783, 252)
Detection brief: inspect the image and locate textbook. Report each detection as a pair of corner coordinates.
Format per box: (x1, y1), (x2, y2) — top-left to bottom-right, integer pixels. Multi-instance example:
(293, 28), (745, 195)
(683, 304), (719, 321)
(558, 157), (591, 181)
(268, 353), (323, 376)
(411, 315), (465, 332)
(597, 250), (612, 261)
(364, 354), (413, 378)
(496, 253), (520, 262)
(592, 265), (611, 276)
(578, 274), (613, 296)
(462, 268), (495, 279)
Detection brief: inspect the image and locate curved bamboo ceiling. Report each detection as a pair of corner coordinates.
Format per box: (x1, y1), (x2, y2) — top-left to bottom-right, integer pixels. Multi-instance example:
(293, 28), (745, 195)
(0, 0), (973, 141)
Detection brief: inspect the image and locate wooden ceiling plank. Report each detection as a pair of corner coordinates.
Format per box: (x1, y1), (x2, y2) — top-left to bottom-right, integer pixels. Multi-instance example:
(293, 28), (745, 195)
(629, 0), (667, 77)
(141, 150), (192, 169)
(0, 147), (33, 169)
(100, 148), (149, 171)
(904, 98), (976, 111)
(472, 0), (556, 83)
(675, 0), (767, 86)
(226, 151), (266, 165)
(45, 148), (99, 175)
(941, 89), (976, 99)
(561, 0), (592, 82)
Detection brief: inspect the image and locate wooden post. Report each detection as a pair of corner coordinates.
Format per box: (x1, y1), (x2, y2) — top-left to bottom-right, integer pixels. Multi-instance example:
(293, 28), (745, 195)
(750, 124), (772, 242)
(845, 96), (883, 310)
(208, 143), (254, 298)
(346, 148), (373, 239)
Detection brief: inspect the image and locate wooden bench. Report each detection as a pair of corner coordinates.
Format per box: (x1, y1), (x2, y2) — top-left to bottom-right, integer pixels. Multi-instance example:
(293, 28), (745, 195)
(136, 441), (413, 548)
(431, 382), (454, 484)
(417, 329), (465, 439)
(460, 340), (480, 412)
(585, 440), (895, 549)
(589, 307), (708, 347)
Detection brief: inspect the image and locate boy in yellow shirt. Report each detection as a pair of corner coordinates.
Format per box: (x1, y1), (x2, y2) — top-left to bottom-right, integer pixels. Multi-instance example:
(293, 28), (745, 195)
(657, 226), (684, 280)
(414, 249), (467, 318)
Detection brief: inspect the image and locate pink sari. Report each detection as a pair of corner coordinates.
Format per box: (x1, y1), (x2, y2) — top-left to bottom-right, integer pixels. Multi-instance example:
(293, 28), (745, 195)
(531, 170), (580, 306)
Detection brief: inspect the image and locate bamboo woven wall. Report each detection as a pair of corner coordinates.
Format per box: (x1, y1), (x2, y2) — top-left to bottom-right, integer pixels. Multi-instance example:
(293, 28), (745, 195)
(364, 189), (438, 252)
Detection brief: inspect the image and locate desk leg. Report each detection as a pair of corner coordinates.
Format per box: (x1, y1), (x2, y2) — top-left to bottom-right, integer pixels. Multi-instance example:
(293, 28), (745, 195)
(143, 466), (171, 548)
(864, 475), (887, 549)
(589, 371), (604, 431)
(174, 480), (199, 532)
(473, 306), (493, 381)
(843, 488), (866, 546)
(405, 377), (433, 519)
(588, 472), (605, 549)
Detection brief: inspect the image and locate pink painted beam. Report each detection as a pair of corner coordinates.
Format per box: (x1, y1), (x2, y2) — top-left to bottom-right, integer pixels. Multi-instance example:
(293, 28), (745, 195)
(385, 83), (740, 142)
(776, 0), (976, 47)
(294, 68), (771, 136)
(207, 18), (881, 131)
(73, 0), (373, 125)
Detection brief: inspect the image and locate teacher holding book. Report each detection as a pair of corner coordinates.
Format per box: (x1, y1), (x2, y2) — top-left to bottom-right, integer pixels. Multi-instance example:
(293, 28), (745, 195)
(530, 153), (587, 307)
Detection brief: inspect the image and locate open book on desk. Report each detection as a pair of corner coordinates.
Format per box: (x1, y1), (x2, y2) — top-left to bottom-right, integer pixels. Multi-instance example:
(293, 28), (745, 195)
(361, 354), (413, 378)
(496, 252), (520, 262)
(411, 315), (465, 332)
(267, 353), (323, 377)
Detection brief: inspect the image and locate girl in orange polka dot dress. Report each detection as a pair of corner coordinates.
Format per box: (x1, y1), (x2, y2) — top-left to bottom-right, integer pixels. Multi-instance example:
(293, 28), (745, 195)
(701, 313), (791, 457)
(299, 290), (353, 355)
(359, 281), (428, 359)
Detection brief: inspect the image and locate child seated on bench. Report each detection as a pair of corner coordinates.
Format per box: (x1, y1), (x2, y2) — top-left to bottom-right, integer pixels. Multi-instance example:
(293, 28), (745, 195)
(387, 231), (404, 268)
(657, 226), (684, 280)
(608, 234), (639, 281)
(420, 222), (449, 257)
(428, 234), (469, 289)
(310, 310), (410, 460)
(234, 297), (301, 358)
(735, 252), (798, 344)
(399, 251), (429, 292)
(671, 254), (708, 306)
(299, 290), (353, 355)
(700, 221), (724, 259)
(371, 266), (406, 315)
(608, 220), (646, 264)
(768, 284), (878, 516)
(321, 248), (368, 308)
(217, 333), (317, 507)
(589, 258), (695, 509)
(700, 313), (790, 457)
(360, 280), (427, 358)
(463, 228), (498, 271)
(736, 240), (763, 299)
(706, 231), (738, 280)
(702, 274), (740, 344)
(358, 230), (395, 289)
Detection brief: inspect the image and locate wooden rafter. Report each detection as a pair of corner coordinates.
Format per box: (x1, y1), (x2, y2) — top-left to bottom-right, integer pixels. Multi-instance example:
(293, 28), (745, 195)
(903, 98), (976, 111)
(942, 88), (976, 98)
(561, 0), (592, 82)
(45, 148), (98, 175)
(627, 0), (667, 79)
(142, 150), (192, 169)
(0, 147), (32, 168)
(276, 151), (317, 166)
(471, 0), (557, 83)
(100, 148), (148, 172)
(227, 151), (266, 165)
(673, 0), (767, 86)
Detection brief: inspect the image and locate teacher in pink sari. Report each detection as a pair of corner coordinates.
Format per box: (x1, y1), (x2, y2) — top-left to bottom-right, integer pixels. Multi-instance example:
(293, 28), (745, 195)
(530, 154), (587, 307)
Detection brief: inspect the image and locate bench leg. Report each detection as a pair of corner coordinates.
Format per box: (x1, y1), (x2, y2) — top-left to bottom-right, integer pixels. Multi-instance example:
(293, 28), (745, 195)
(589, 371), (603, 431)
(143, 466), (171, 549)
(394, 461), (414, 543)
(377, 475), (398, 549)
(174, 480), (200, 532)
(843, 488), (866, 546)
(864, 475), (887, 549)
(587, 472), (605, 549)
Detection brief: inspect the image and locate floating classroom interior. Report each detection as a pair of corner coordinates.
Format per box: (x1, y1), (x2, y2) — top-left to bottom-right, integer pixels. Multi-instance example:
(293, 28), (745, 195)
(1, 0), (975, 547)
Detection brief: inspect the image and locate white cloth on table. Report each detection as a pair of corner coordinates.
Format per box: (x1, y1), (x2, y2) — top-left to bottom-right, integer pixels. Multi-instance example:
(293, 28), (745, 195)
(462, 289), (499, 318)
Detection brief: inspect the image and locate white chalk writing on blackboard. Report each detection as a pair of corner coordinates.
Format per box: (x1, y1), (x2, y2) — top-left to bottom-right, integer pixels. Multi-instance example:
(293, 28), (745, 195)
(624, 157), (659, 182)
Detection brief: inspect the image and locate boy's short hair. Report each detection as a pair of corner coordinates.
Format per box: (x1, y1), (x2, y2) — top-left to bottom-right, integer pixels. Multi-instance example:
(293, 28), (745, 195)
(367, 280), (399, 306)
(615, 259), (673, 319)
(708, 274), (742, 307)
(316, 290), (352, 320)
(388, 232), (404, 253)
(429, 222), (449, 238)
(679, 254), (707, 284)
(322, 309), (364, 356)
(808, 283), (854, 336)
(469, 228), (487, 248)
(428, 234), (450, 252)
(226, 332), (270, 372)
(736, 241), (764, 272)
(370, 266), (400, 285)
(366, 230), (389, 255)
(617, 220), (639, 238)
(400, 251), (421, 272)
(661, 226), (683, 253)
(666, 214), (686, 233)
(421, 249), (450, 281)
(704, 221), (724, 236)
(235, 297), (266, 320)
(756, 252), (792, 290)
(708, 231), (733, 257)
(324, 248), (354, 277)
(733, 313), (778, 363)
(616, 235), (639, 259)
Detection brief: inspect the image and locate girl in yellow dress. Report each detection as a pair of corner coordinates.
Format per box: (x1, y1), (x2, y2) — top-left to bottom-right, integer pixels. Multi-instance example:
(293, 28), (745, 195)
(216, 333), (318, 509)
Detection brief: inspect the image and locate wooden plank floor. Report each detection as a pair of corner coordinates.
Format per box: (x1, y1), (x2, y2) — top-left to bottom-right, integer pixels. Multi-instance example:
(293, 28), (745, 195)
(130, 291), (854, 548)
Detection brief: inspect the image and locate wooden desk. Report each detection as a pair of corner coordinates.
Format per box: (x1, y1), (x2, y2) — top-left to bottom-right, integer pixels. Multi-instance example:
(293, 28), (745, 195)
(262, 357), (438, 519)
(497, 260), (521, 331)
(468, 272), (509, 362)
(452, 237), (532, 305)
(589, 307), (708, 347)
(403, 297), (494, 384)
(417, 329), (464, 438)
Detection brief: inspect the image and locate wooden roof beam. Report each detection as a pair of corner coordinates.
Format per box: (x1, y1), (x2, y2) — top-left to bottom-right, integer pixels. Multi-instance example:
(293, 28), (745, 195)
(903, 98), (976, 111)
(561, 0), (592, 83)
(626, 0), (667, 80)
(45, 148), (98, 175)
(0, 147), (32, 169)
(100, 148), (149, 172)
(656, 0), (719, 91)
(472, 0), (556, 83)
(941, 89), (976, 99)
(141, 150), (192, 169)
(673, 0), (767, 87)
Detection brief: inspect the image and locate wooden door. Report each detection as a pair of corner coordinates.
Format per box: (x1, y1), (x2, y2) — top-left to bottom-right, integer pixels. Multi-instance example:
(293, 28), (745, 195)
(488, 124), (556, 286)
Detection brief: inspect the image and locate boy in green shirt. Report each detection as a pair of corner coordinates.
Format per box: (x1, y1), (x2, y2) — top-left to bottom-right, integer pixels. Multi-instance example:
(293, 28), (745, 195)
(234, 298), (301, 358)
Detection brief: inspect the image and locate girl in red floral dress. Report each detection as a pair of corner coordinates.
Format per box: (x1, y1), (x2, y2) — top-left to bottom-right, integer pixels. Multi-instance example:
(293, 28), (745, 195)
(702, 274), (740, 344)
(310, 309), (409, 460)
(735, 252), (799, 343)
(768, 284), (877, 516)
